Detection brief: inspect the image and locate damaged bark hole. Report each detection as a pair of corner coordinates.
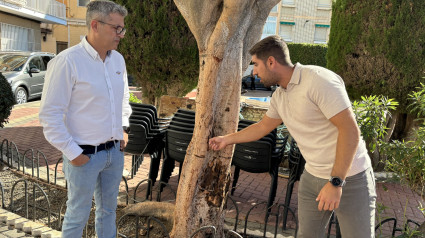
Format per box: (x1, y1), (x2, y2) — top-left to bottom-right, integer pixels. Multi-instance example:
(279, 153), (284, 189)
(213, 56), (222, 63)
(200, 161), (227, 207)
(225, 107), (230, 112)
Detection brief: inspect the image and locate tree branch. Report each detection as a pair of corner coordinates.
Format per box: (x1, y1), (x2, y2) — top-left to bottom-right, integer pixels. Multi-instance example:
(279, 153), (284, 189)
(173, 0), (223, 51)
(241, 0), (281, 69)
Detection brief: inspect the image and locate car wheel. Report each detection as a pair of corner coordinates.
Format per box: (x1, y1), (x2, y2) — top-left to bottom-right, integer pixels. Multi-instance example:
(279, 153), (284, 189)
(15, 87), (28, 104)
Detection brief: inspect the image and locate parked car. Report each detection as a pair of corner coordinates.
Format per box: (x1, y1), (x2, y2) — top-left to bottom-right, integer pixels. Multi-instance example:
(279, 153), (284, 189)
(0, 51), (55, 104)
(241, 64), (271, 90)
(241, 75), (271, 90)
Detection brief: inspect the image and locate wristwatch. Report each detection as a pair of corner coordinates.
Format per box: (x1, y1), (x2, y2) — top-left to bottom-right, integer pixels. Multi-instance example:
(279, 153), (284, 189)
(123, 126), (130, 134)
(329, 176), (346, 187)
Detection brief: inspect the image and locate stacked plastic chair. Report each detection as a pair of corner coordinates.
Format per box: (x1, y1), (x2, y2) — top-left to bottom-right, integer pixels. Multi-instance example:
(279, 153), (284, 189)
(159, 109), (195, 186)
(125, 102), (170, 197)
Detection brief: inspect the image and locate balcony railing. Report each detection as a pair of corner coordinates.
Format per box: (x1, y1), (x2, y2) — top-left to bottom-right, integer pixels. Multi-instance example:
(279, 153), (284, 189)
(25, 0), (66, 20)
(1, 0), (66, 21)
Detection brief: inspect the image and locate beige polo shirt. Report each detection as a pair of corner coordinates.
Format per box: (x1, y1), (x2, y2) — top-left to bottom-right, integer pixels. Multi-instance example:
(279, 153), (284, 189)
(266, 63), (371, 179)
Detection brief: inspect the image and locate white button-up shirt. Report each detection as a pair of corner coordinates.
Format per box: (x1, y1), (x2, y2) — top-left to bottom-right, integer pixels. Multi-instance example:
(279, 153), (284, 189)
(39, 37), (132, 161)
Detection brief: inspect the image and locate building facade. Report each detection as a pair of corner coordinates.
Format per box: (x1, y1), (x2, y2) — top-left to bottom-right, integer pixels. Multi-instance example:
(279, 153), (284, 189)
(262, 0), (332, 44)
(0, 0), (66, 51)
(41, 0), (89, 54)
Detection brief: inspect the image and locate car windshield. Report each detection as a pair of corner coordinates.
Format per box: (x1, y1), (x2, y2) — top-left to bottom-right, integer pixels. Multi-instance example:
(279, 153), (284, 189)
(0, 54), (28, 72)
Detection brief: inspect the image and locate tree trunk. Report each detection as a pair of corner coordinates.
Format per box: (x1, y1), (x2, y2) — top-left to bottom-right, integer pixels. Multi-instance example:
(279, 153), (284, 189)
(391, 112), (417, 140)
(170, 0), (279, 237)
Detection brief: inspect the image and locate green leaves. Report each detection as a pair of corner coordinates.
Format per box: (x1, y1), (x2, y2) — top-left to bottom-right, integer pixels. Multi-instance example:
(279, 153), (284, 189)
(287, 43), (327, 67)
(376, 84), (425, 193)
(129, 92), (142, 104)
(328, 0), (425, 112)
(352, 95), (399, 153)
(113, 0), (199, 104)
(0, 73), (15, 128)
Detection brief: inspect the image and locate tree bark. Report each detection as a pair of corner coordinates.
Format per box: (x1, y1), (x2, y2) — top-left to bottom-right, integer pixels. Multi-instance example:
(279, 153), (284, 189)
(170, 0), (279, 237)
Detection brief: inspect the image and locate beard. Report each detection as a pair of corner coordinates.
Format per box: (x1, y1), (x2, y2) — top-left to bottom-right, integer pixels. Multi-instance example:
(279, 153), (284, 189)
(260, 71), (279, 87)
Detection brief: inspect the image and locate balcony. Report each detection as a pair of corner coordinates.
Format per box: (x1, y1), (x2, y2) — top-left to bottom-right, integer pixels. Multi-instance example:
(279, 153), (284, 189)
(0, 0), (66, 25)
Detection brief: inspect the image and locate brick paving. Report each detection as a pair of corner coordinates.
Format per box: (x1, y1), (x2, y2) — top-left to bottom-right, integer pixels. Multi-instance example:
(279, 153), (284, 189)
(0, 100), (424, 237)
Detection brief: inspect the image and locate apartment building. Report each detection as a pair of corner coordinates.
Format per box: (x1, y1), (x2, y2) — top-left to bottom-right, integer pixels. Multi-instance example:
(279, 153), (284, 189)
(0, 0), (66, 51)
(41, 0), (89, 54)
(262, 0), (332, 44)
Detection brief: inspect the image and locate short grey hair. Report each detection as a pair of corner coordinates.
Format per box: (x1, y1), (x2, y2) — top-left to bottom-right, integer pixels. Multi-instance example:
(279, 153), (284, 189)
(86, 0), (127, 29)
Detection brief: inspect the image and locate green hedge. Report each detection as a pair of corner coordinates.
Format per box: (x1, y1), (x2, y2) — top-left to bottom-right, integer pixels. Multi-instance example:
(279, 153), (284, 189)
(327, 0), (425, 111)
(288, 43), (328, 67)
(0, 72), (15, 128)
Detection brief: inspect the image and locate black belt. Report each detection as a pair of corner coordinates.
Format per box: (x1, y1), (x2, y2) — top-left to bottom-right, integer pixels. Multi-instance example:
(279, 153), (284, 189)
(79, 140), (118, 155)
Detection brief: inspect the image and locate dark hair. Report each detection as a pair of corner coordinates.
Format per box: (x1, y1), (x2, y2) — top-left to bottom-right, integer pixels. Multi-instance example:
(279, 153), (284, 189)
(86, 0), (128, 29)
(249, 35), (292, 66)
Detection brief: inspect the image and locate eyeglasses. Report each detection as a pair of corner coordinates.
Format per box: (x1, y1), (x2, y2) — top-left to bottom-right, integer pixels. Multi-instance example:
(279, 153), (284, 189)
(97, 20), (126, 36)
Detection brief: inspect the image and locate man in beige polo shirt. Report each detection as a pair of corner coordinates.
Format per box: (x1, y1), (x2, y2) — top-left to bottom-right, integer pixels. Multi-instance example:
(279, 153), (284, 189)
(209, 35), (376, 237)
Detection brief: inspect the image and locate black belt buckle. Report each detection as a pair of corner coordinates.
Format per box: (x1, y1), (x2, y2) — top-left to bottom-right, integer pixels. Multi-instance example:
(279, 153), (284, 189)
(80, 140), (117, 155)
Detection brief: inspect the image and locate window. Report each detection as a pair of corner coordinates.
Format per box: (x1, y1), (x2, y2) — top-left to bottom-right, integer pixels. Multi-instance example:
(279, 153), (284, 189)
(314, 25), (329, 44)
(318, 0), (332, 8)
(41, 56), (53, 70)
(28, 57), (43, 71)
(282, 0), (295, 5)
(0, 23), (36, 51)
(280, 6), (295, 20)
(261, 17), (277, 39)
(78, 0), (90, 7)
(279, 22), (294, 42)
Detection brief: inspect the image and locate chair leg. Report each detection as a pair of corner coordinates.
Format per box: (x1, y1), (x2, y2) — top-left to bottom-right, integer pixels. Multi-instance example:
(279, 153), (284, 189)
(263, 169), (279, 237)
(146, 153), (160, 200)
(282, 178), (296, 230)
(177, 163), (183, 183)
(158, 154), (176, 192)
(131, 155), (136, 179)
(268, 171), (279, 210)
(231, 167), (240, 195)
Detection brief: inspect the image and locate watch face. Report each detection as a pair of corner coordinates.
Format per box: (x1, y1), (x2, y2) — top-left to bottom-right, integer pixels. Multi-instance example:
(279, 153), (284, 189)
(331, 177), (342, 186)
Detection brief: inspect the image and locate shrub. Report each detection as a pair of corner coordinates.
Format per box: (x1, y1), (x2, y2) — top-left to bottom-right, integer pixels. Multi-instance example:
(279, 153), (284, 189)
(288, 43), (327, 67)
(0, 72), (15, 128)
(327, 0), (425, 111)
(381, 83), (425, 193)
(352, 95), (398, 168)
(129, 92), (142, 104)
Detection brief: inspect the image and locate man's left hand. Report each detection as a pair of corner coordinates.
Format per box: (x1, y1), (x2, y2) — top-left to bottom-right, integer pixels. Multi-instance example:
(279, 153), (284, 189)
(316, 182), (342, 211)
(120, 138), (127, 152)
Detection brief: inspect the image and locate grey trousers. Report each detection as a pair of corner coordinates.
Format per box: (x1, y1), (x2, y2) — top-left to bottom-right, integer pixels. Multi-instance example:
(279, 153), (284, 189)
(297, 168), (377, 238)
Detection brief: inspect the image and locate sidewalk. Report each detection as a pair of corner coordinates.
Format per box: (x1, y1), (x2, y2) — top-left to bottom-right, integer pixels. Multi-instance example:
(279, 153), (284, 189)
(0, 100), (424, 237)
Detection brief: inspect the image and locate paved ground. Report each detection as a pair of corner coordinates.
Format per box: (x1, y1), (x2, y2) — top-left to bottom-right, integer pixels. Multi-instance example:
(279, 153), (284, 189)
(0, 90), (424, 237)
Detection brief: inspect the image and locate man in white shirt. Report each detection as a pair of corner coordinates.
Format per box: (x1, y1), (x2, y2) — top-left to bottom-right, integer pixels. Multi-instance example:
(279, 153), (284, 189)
(209, 35), (376, 237)
(39, 1), (131, 237)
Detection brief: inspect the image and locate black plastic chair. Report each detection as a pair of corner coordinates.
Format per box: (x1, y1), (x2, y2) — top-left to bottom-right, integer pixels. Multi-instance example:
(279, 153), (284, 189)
(125, 122), (151, 179)
(130, 102), (171, 126)
(231, 136), (288, 211)
(159, 129), (193, 185)
(126, 103), (168, 199)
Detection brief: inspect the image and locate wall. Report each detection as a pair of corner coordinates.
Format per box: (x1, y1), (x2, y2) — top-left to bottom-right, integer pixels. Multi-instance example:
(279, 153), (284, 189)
(42, 0), (88, 53)
(268, 0), (332, 44)
(158, 95), (267, 122)
(41, 34), (57, 53)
